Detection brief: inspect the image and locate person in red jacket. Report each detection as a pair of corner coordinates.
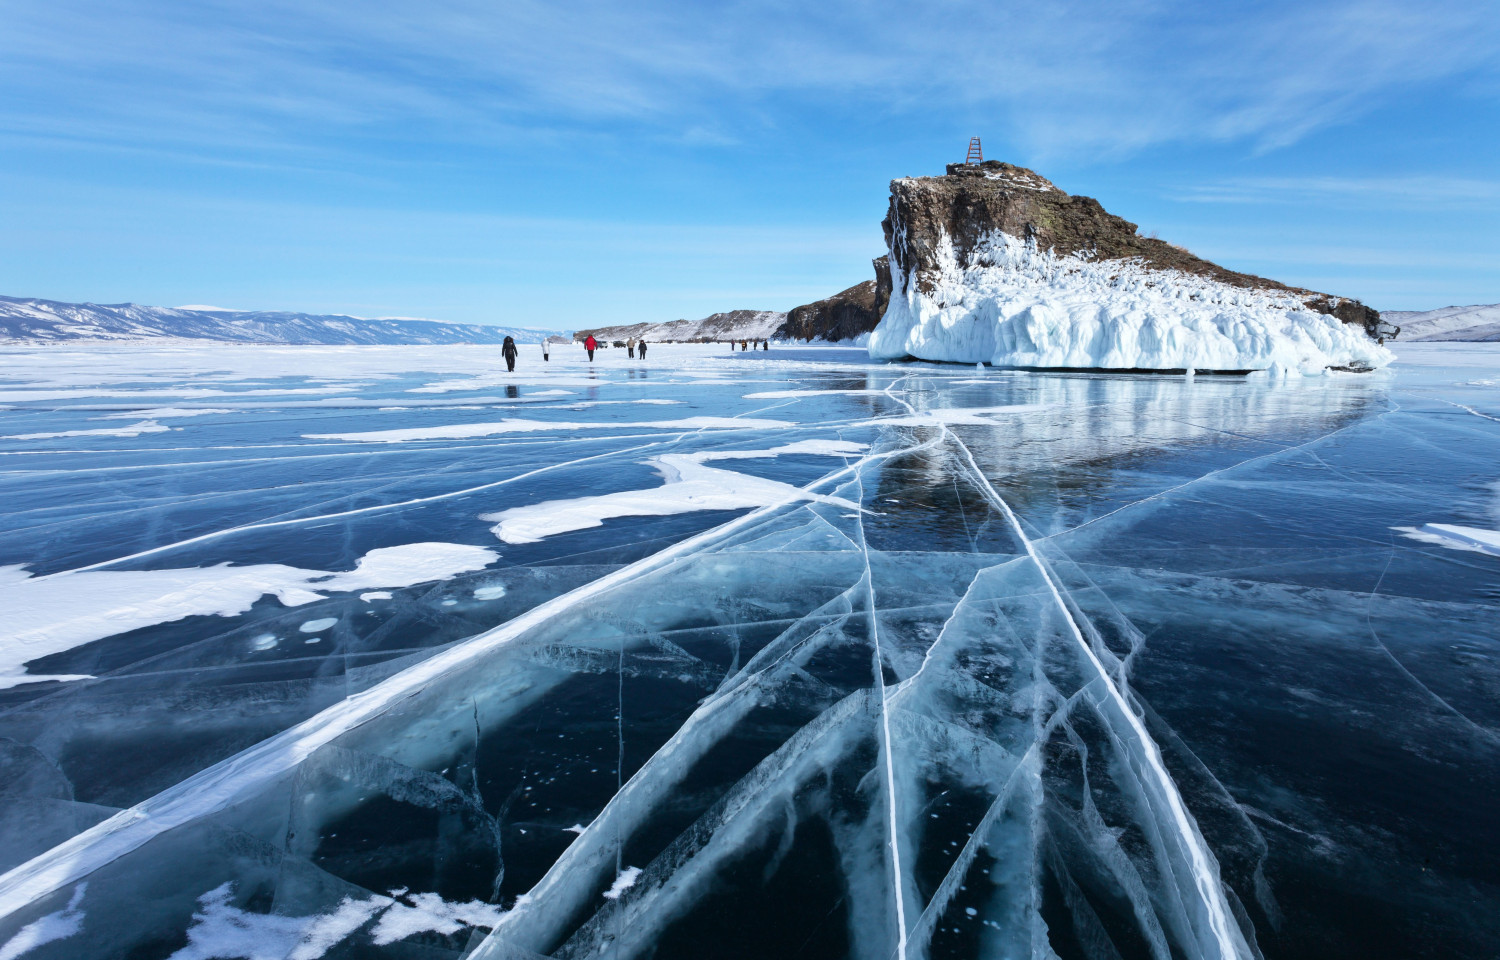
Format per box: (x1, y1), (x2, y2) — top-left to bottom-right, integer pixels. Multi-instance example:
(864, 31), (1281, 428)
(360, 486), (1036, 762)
(584, 334), (597, 361)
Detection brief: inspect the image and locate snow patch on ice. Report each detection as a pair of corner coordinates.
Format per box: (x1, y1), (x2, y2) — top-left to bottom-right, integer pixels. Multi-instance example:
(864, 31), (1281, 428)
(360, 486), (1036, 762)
(882, 403), (1051, 427)
(868, 231), (1391, 375)
(692, 439), (867, 460)
(0, 883), (86, 960)
(4, 420), (172, 440)
(359, 591), (392, 602)
(164, 883), (504, 959)
(368, 892), (505, 946)
(481, 442), (867, 543)
(602, 866), (642, 900)
(473, 584), (507, 600)
(299, 618), (338, 633)
(0, 543), (496, 688)
(742, 388), (889, 399)
(305, 416), (788, 442)
(98, 407), (234, 420)
(1393, 523), (1500, 557)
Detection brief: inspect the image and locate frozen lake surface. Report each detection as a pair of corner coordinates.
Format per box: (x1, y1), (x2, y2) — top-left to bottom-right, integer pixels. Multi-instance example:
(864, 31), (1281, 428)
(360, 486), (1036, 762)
(0, 341), (1496, 959)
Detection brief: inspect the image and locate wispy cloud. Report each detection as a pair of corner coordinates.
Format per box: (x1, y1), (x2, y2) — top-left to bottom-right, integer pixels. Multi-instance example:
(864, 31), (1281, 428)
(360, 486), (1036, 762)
(2, 0), (1497, 160)
(1173, 176), (1500, 208)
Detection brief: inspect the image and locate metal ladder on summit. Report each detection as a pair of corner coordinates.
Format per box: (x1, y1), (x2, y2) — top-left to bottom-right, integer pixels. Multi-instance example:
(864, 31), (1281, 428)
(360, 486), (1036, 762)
(965, 137), (982, 164)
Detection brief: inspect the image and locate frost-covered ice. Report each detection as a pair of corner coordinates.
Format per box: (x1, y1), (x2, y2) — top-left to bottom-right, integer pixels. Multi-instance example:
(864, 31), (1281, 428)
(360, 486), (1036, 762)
(869, 232), (1393, 374)
(0, 340), (1496, 960)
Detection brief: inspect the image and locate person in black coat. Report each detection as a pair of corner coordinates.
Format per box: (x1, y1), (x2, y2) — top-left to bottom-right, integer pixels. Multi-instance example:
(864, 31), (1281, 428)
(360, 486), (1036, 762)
(637, 340), (648, 360)
(502, 336), (518, 373)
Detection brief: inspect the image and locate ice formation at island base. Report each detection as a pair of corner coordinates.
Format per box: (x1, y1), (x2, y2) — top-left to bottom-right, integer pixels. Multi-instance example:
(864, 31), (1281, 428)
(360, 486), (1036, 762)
(868, 233), (1393, 375)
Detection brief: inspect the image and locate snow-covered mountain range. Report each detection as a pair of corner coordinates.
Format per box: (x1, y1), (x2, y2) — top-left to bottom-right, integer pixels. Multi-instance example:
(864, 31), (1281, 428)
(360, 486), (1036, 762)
(0, 295), (558, 344)
(1381, 304), (1500, 342)
(574, 310), (786, 343)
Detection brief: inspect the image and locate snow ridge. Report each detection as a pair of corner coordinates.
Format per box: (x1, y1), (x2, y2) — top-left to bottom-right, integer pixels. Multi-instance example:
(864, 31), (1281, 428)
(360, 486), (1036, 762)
(868, 232), (1392, 375)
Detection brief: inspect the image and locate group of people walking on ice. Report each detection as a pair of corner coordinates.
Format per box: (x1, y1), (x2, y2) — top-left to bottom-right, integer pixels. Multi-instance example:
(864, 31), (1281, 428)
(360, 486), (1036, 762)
(499, 332), (774, 372)
(578, 334), (648, 362)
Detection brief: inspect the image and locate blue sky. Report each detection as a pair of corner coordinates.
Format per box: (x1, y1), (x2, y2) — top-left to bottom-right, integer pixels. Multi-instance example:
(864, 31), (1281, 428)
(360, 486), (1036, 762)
(1, 0), (1496, 328)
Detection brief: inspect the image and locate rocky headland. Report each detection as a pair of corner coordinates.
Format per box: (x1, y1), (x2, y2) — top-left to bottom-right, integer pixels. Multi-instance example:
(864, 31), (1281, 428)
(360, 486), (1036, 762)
(791, 160), (1397, 374)
(777, 257), (890, 343)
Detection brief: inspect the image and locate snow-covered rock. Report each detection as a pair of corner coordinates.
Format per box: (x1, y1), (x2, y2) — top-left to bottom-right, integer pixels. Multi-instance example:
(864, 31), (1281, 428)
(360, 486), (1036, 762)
(867, 161), (1394, 375)
(869, 232), (1393, 375)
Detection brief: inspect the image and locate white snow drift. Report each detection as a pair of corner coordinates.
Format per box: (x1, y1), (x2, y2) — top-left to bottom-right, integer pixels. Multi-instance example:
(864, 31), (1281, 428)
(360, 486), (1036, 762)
(868, 232), (1392, 375)
(482, 441), (866, 543)
(0, 542), (497, 688)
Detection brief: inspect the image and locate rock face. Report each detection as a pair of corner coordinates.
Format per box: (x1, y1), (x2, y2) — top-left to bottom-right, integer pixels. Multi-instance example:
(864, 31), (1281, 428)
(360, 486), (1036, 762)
(869, 161), (1397, 374)
(575, 309), (785, 344)
(779, 258), (891, 342)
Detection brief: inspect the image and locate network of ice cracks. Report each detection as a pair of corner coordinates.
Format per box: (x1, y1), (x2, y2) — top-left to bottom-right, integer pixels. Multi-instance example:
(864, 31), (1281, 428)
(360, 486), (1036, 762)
(1, 341), (1492, 960)
(867, 231), (1393, 376)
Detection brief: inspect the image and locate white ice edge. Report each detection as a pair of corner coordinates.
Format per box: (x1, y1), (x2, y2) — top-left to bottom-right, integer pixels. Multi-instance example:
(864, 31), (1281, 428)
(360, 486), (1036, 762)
(0, 444), (897, 923)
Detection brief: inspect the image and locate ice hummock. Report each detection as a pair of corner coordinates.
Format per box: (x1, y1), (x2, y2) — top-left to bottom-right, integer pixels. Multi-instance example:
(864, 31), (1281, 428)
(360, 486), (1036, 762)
(868, 231), (1393, 375)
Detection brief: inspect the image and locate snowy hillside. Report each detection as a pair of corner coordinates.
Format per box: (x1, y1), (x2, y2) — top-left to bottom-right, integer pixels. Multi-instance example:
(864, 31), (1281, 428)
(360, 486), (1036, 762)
(0, 295), (557, 344)
(869, 232), (1392, 375)
(1382, 304), (1500, 341)
(575, 309), (786, 343)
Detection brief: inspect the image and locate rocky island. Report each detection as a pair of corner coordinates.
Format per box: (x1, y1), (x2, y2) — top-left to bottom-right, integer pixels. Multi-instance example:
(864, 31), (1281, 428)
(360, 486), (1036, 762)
(790, 160), (1397, 375)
